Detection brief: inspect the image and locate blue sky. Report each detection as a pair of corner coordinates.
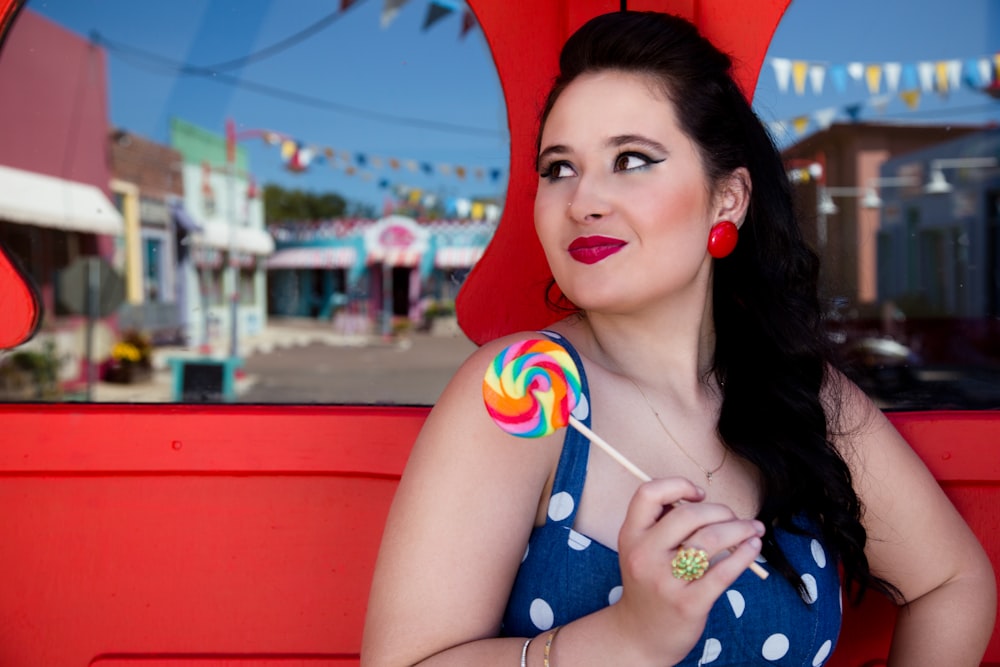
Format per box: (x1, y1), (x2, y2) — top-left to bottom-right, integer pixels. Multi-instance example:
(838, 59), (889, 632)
(24, 0), (1000, 211)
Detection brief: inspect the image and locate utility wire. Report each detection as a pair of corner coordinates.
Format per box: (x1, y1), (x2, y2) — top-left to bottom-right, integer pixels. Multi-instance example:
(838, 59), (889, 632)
(91, 32), (506, 140)
(198, 0), (374, 72)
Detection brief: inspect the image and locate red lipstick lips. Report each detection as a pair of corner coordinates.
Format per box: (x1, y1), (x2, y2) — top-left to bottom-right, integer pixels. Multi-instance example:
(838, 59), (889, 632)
(568, 235), (626, 264)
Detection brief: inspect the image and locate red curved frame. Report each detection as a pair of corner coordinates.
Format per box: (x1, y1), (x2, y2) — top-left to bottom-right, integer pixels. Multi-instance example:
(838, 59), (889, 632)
(0, 1), (997, 665)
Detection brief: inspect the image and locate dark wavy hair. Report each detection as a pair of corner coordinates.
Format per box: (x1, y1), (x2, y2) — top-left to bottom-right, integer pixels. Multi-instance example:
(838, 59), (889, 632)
(537, 11), (898, 604)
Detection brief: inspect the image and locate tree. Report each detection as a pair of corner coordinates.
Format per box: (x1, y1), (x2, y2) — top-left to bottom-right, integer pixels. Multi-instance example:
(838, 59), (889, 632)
(263, 184), (348, 224)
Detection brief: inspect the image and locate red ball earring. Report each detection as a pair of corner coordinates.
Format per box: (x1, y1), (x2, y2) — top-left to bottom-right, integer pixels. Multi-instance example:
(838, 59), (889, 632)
(707, 221), (739, 259)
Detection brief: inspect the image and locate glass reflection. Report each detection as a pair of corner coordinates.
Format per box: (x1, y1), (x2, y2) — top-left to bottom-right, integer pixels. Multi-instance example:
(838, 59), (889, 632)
(0, 0), (506, 404)
(755, 0), (1000, 410)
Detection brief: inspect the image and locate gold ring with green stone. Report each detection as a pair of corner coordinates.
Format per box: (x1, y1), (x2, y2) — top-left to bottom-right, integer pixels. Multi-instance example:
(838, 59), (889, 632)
(671, 547), (710, 581)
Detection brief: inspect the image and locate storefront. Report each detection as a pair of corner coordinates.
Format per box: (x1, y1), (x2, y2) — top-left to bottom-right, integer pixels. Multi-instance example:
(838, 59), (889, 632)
(265, 216), (495, 333)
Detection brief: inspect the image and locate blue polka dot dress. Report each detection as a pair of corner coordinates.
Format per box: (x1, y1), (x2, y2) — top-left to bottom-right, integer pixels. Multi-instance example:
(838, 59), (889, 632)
(501, 331), (842, 666)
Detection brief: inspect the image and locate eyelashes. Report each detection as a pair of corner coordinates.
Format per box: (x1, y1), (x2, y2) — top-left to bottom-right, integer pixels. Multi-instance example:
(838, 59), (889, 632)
(538, 151), (665, 182)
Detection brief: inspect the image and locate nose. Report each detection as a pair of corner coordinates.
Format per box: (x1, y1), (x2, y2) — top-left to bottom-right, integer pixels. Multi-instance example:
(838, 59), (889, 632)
(567, 173), (611, 222)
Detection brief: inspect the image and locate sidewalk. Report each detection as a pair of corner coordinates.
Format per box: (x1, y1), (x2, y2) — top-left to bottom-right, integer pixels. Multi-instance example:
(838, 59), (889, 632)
(91, 317), (378, 403)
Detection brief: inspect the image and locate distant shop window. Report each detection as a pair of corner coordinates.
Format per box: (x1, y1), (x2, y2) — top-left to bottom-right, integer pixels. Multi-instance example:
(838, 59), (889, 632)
(144, 237), (163, 301)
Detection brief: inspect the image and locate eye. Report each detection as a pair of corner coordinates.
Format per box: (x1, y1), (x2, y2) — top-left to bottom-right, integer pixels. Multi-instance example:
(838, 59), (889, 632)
(614, 152), (653, 172)
(539, 161), (576, 181)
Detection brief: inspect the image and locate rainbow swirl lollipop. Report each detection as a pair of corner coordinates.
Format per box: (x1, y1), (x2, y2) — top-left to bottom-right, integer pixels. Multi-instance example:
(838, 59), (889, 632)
(482, 338), (582, 438)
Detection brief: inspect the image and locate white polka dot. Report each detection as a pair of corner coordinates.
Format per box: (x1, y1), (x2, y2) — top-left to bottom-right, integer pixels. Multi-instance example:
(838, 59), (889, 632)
(801, 573), (819, 604)
(567, 529), (591, 551)
(571, 392), (589, 420)
(726, 590), (745, 618)
(608, 586), (623, 605)
(529, 598), (554, 631)
(755, 553), (768, 564)
(761, 634), (789, 661)
(812, 639), (832, 666)
(547, 492), (574, 521)
(811, 539), (827, 568)
(521, 543), (530, 563)
(699, 637), (722, 664)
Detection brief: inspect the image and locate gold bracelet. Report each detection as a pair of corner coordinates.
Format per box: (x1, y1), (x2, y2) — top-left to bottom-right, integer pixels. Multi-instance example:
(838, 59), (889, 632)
(543, 626), (562, 667)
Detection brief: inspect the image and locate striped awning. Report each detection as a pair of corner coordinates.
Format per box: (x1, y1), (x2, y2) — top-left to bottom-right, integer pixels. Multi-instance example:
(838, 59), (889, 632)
(435, 246), (484, 268)
(368, 248), (422, 267)
(267, 246), (358, 269)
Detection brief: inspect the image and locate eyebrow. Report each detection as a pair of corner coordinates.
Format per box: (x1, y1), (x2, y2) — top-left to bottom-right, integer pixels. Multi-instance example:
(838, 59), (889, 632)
(536, 134), (669, 170)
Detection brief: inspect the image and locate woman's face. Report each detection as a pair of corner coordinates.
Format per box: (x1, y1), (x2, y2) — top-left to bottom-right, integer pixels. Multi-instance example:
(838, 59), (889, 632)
(534, 70), (724, 315)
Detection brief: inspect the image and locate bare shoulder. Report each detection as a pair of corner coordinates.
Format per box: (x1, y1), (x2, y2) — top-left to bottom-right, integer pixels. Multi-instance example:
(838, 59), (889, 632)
(363, 331), (564, 664)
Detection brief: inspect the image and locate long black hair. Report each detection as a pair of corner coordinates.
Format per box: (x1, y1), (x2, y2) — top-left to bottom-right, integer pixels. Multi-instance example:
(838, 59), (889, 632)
(538, 11), (898, 604)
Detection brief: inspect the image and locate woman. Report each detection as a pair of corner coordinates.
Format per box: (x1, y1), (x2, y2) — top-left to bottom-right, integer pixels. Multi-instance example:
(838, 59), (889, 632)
(362, 11), (994, 666)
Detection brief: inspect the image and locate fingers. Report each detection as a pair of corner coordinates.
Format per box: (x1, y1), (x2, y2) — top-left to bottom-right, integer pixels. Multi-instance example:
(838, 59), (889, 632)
(619, 477), (766, 583)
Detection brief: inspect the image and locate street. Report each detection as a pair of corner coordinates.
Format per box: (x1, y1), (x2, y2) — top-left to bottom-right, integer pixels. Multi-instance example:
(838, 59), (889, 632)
(239, 332), (478, 405)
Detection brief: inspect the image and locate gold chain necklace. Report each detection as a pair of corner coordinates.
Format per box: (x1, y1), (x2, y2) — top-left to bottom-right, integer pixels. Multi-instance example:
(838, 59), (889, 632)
(624, 376), (728, 485)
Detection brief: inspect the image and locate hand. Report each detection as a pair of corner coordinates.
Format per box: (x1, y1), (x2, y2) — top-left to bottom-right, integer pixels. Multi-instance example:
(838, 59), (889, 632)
(612, 477), (764, 664)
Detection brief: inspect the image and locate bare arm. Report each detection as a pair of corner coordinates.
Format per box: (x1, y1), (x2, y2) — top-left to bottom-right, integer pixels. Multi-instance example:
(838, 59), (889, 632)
(833, 377), (996, 666)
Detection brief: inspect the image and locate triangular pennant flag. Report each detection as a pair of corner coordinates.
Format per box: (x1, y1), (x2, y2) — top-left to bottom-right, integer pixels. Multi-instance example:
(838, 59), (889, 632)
(792, 115), (810, 135)
(830, 64), (848, 93)
(901, 63), (919, 91)
(869, 95), (891, 114)
(865, 64), (883, 95)
(489, 168), (502, 182)
(455, 166), (467, 179)
(341, 0), (359, 11)
(883, 62), (902, 93)
(978, 58), (994, 88)
(847, 62), (864, 82)
(380, 0), (410, 28)
(471, 201), (485, 220)
(460, 9), (477, 39)
(900, 89), (921, 110)
(935, 61), (949, 94)
(422, 0), (457, 31)
(813, 107), (837, 130)
(844, 104), (863, 122)
(792, 61), (809, 95)
(808, 64), (826, 94)
(917, 62), (935, 92)
(946, 59), (962, 91)
(771, 58), (792, 93)
(964, 59), (984, 89)
(406, 160), (419, 172)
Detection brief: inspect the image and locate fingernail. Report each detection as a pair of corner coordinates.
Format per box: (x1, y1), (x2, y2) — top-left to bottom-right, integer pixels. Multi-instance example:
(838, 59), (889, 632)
(749, 536), (762, 550)
(753, 521), (766, 536)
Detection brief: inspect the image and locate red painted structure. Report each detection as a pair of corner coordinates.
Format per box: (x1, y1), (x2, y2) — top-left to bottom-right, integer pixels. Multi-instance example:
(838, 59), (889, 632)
(0, 1), (997, 665)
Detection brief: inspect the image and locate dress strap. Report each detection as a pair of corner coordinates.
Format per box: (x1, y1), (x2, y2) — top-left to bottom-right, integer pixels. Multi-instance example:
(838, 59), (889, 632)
(539, 330), (592, 527)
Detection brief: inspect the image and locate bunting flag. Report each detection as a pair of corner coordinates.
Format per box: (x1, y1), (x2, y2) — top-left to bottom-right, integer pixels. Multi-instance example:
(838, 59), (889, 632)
(460, 9), (477, 39)
(380, 0), (411, 28)
(423, 0), (459, 31)
(768, 50), (999, 97)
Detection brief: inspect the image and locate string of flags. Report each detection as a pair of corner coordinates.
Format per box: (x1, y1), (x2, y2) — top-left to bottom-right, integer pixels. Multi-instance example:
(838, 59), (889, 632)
(351, 0), (479, 39)
(769, 52), (999, 97)
(764, 52), (1000, 142)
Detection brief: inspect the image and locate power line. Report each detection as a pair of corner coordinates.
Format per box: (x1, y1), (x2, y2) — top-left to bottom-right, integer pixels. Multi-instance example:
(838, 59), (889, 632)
(90, 31), (507, 140)
(199, 0), (374, 72)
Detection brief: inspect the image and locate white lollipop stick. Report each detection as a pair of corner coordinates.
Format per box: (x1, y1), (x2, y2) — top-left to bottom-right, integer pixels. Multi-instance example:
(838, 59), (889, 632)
(567, 415), (769, 581)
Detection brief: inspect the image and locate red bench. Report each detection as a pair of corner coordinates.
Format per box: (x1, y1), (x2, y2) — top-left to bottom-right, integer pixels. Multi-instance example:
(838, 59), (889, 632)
(1, 404), (997, 666)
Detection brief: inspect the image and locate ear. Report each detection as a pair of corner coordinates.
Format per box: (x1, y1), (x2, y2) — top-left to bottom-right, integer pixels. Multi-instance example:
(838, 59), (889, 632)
(714, 167), (751, 227)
